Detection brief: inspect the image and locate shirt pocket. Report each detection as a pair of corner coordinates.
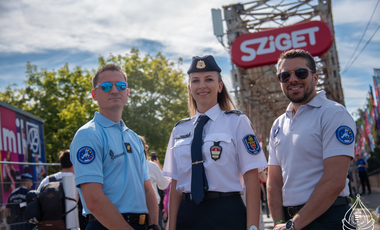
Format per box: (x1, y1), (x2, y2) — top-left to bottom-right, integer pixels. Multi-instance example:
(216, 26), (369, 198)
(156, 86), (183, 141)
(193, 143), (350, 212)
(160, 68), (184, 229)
(203, 133), (233, 166)
(172, 137), (192, 170)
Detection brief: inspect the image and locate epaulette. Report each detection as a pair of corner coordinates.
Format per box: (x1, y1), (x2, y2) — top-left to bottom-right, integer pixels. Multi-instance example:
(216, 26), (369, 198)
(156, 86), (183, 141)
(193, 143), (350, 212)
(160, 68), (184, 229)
(225, 110), (243, 115)
(175, 117), (191, 127)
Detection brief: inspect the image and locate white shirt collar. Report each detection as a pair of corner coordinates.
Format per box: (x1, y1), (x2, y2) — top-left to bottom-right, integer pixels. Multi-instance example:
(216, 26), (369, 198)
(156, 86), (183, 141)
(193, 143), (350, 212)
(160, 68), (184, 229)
(194, 103), (222, 124)
(286, 90), (326, 118)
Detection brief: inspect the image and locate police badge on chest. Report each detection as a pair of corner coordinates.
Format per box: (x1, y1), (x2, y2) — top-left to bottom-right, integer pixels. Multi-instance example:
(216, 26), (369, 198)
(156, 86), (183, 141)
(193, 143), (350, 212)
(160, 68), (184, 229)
(210, 141), (222, 160)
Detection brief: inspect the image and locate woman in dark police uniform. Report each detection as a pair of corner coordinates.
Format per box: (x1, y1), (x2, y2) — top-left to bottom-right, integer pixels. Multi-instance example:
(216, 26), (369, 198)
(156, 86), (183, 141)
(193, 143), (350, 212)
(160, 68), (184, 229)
(162, 55), (268, 230)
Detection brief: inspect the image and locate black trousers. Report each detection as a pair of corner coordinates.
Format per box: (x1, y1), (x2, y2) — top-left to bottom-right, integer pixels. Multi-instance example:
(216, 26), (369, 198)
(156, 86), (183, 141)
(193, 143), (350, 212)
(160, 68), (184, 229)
(177, 194), (246, 230)
(284, 204), (351, 230)
(85, 216), (147, 230)
(158, 206), (164, 230)
(86, 221), (147, 230)
(358, 171), (371, 194)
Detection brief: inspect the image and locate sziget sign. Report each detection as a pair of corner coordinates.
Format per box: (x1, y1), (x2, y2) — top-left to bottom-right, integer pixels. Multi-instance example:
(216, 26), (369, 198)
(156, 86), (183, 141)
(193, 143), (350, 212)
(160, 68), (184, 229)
(230, 21), (333, 68)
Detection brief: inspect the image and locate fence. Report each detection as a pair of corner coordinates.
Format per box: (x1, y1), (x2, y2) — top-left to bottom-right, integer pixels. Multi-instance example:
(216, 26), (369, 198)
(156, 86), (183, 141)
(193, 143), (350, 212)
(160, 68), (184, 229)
(0, 161), (60, 230)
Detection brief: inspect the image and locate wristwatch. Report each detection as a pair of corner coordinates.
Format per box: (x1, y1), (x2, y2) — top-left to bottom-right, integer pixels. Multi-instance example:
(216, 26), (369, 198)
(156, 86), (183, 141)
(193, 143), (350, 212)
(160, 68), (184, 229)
(247, 225), (258, 230)
(148, 224), (158, 230)
(286, 219), (295, 230)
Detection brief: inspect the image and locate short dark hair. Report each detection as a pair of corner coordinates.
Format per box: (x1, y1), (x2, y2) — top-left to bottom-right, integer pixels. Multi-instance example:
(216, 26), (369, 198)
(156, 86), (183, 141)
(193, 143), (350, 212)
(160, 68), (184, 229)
(59, 150), (72, 169)
(21, 178), (32, 183)
(92, 64), (127, 88)
(277, 49), (316, 73)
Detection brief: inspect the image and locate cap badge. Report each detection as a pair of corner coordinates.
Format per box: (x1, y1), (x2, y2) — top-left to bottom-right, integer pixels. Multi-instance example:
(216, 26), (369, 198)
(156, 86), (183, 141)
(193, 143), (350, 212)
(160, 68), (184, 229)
(196, 60), (206, 69)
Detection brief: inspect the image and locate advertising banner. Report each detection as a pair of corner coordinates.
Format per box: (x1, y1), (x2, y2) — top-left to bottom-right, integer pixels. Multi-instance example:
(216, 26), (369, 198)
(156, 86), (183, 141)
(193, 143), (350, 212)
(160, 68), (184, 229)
(230, 20), (334, 68)
(0, 102), (45, 210)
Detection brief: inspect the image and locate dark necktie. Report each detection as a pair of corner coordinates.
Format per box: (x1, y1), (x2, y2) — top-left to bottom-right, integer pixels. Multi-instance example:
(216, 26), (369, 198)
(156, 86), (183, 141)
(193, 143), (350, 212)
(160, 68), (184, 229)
(191, 115), (210, 205)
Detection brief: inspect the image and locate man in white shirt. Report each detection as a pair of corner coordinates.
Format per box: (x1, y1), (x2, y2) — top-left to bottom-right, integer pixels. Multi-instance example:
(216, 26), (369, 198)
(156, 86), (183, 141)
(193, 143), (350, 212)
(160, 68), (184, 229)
(37, 150), (74, 191)
(267, 49), (355, 230)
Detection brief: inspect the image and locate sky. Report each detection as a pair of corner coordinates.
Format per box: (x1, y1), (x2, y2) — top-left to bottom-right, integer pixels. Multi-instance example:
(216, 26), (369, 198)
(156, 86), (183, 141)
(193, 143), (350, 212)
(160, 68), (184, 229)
(0, 0), (379, 120)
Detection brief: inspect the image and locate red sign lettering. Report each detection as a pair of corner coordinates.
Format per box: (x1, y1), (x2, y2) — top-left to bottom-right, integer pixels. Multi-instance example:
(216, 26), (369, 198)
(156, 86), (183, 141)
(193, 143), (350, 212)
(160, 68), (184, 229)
(230, 21), (333, 68)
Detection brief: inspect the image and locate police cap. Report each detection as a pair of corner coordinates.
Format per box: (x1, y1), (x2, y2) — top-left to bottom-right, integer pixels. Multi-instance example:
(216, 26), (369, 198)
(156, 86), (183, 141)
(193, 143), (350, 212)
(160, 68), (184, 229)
(187, 55), (221, 74)
(21, 173), (33, 180)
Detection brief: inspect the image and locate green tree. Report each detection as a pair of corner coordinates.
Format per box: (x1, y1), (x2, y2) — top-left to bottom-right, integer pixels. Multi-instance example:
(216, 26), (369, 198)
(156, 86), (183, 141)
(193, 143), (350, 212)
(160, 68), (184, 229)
(100, 49), (188, 162)
(0, 63), (98, 166)
(0, 48), (188, 165)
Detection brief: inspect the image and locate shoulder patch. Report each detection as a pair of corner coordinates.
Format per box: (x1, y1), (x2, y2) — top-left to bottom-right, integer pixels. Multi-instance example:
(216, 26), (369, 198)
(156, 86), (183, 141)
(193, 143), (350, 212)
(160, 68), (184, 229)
(336, 126), (354, 145)
(243, 134), (261, 155)
(77, 146), (96, 164)
(175, 117), (191, 127)
(225, 110), (243, 115)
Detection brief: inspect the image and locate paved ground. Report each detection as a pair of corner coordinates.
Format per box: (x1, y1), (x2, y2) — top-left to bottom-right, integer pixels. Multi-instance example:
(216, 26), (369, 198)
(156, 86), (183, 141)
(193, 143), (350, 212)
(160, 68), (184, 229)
(359, 188), (380, 230)
(262, 211), (274, 229)
(261, 188), (380, 230)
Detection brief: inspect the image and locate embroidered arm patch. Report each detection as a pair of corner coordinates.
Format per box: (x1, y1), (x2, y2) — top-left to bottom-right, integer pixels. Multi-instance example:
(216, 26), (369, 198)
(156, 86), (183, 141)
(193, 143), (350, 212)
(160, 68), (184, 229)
(243, 134), (261, 155)
(77, 146), (96, 164)
(336, 126), (354, 144)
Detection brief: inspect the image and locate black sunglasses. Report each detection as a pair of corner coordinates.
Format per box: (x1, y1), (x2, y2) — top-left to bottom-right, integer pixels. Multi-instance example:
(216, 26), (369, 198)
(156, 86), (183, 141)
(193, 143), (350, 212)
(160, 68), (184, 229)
(277, 68), (313, 83)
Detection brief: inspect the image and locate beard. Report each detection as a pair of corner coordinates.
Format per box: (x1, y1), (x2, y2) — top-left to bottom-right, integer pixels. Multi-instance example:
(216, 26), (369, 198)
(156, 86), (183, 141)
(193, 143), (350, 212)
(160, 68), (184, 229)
(283, 77), (315, 104)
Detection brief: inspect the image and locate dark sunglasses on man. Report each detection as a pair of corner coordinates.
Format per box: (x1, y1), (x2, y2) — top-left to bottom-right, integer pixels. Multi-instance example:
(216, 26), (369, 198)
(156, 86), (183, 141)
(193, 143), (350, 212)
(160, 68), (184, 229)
(277, 68), (314, 83)
(94, 82), (128, 92)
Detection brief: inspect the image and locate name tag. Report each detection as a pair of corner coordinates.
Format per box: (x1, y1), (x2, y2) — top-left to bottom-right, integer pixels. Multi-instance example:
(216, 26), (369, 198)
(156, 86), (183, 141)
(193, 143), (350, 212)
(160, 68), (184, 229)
(175, 132), (191, 139)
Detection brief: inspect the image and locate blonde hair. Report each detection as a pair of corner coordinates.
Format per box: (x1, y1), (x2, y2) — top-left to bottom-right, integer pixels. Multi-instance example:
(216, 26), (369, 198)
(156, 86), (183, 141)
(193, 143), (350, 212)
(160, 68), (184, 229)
(138, 135), (149, 159)
(187, 72), (237, 116)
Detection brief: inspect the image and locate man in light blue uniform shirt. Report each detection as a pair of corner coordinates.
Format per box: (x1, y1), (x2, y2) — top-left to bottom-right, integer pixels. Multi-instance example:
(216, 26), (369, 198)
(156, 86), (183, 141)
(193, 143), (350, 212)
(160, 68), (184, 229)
(70, 64), (160, 230)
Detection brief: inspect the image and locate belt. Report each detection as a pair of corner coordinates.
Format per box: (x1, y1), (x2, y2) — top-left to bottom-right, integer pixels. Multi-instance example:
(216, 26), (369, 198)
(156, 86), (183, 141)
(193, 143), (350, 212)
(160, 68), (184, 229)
(285, 196), (351, 217)
(182, 191), (239, 202)
(87, 213), (147, 225)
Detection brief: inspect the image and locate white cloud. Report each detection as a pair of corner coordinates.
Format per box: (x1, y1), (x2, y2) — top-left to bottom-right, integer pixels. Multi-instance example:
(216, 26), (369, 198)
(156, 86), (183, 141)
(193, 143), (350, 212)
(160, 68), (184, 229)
(0, 0), (233, 58)
(332, 0), (380, 25)
(1, 0), (380, 116)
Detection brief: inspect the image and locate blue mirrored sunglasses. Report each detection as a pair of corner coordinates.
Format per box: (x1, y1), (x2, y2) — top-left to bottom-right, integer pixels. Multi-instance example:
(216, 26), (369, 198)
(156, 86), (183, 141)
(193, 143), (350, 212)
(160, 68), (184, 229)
(94, 82), (127, 92)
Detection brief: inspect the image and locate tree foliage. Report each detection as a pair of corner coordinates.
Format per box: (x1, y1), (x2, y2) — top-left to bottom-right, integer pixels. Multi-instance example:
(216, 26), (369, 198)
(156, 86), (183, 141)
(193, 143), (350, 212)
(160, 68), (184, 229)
(0, 48), (188, 165)
(100, 48), (188, 161)
(0, 63), (97, 165)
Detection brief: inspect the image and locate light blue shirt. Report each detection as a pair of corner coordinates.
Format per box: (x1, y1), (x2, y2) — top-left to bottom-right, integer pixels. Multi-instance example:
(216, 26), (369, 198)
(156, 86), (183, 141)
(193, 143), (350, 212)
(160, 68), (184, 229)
(70, 112), (150, 215)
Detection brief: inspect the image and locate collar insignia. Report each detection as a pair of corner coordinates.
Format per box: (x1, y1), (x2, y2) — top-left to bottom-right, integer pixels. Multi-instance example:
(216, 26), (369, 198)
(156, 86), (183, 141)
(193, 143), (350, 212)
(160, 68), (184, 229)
(124, 143), (132, 153)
